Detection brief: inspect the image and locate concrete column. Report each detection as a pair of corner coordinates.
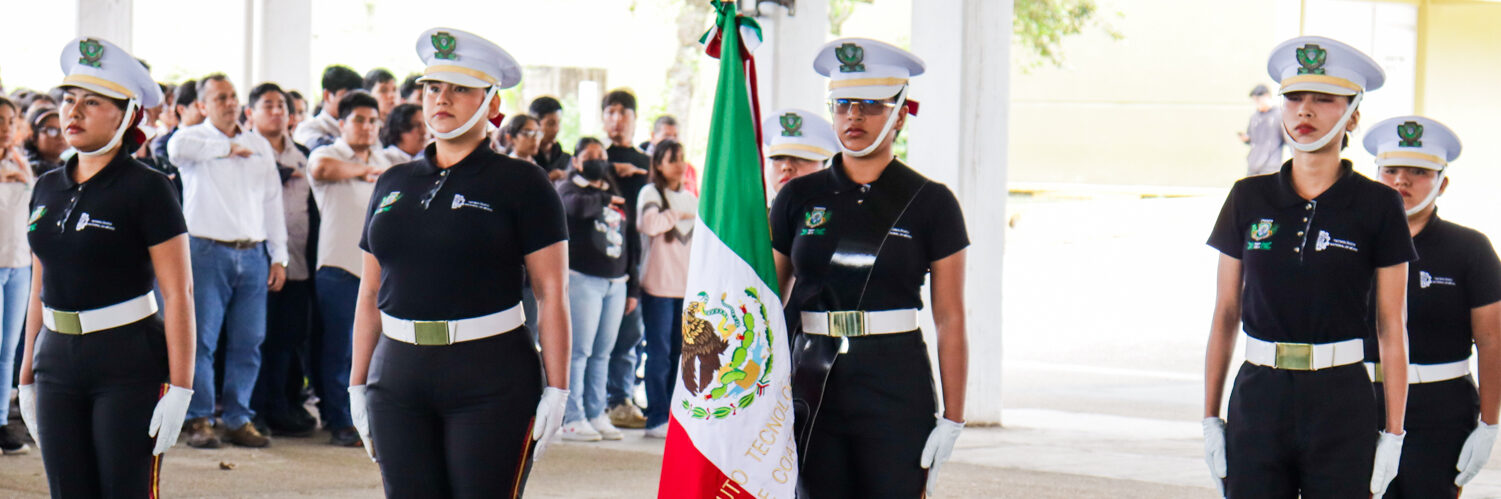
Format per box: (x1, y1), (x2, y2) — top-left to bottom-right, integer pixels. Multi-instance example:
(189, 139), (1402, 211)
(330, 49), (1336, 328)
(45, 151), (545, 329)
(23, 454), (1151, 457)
(752, 0), (829, 119)
(911, 0), (1010, 425)
(76, 0), (132, 50)
(252, 0), (312, 95)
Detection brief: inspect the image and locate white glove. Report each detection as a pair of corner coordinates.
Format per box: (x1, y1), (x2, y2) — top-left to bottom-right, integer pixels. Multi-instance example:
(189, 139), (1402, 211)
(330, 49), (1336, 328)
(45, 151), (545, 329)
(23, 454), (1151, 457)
(1371, 430), (1405, 498)
(147, 385), (193, 455)
(1202, 417), (1228, 497)
(531, 387), (568, 462)
(349, 385), (375, 461)
(17, 384), (38, 448)
(1456, 422), (1498, 486)
(919, 417), (965, 497)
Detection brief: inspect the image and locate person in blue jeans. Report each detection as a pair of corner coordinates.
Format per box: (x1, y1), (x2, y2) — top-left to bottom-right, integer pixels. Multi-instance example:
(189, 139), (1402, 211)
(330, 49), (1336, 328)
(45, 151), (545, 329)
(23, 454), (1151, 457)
(168, 74), (290, 449)
(557, 141), (629, 442)
(635, 140), (696, 437)
(0, 97), (33, 454)
(309, 90), (389, 447)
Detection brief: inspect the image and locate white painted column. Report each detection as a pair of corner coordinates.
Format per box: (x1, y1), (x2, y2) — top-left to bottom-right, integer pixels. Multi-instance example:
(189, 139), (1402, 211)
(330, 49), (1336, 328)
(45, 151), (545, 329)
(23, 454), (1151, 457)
(76, 0), (132, 50)
(252, 0), (312, 95)
(753, 0), (829, 119)
(911, 0), (1010, 425)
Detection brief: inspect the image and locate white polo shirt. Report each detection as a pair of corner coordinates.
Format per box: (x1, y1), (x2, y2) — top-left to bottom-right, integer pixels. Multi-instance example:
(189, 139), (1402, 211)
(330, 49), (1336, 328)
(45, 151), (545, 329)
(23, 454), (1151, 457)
(166, 122), (289, 265)
(309, 139), (391, 278)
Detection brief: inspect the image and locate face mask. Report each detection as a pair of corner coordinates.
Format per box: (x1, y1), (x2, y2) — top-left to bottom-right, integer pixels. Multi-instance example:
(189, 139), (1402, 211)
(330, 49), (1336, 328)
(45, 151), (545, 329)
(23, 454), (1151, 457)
(581, 159), (611, 182)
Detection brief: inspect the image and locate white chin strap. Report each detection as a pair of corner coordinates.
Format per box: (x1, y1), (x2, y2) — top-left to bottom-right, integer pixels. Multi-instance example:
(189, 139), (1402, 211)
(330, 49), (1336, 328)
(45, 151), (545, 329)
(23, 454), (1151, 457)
(1283, 92), (1362, 153)
(427, 87), (497, 141)
(840, 86), (909, 158)
(1407, 170), (1444, 216)
(77, 98), (138, 158)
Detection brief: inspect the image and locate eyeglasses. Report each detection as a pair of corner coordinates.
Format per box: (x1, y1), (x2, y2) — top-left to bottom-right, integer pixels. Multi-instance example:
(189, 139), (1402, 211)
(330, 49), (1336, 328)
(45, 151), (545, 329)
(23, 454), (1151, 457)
(829, 99), (897, 116)
(40, 127), (61, 137)
(56, 184), (85, 234)
(517, 130), (542, 138)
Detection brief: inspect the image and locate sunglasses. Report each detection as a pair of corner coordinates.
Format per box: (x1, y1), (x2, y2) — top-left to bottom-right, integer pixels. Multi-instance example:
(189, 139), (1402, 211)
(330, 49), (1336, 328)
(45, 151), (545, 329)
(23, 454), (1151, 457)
(829, 99), (897, 116)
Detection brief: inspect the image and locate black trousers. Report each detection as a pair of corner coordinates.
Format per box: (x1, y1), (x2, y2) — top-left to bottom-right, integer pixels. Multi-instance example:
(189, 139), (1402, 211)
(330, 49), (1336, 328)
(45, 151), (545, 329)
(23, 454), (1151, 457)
(1374, 375), (1479, 499)
(1225, 362), (1376, 498)
(795, 331), (936, 499)
(32, 317), (168, 498)
(367, 327), (542, 498)
(251, 279), (314, 422)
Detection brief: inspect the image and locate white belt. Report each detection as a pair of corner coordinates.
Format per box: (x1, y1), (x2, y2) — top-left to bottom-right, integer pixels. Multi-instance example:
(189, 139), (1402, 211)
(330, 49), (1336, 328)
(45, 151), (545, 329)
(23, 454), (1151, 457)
(802, 309), (918, 337)
(43, 292), (158, 335)
(381, 304), (524, 346)
(1244, 336), (1364, 371)
(1364, 360), (1469, 384)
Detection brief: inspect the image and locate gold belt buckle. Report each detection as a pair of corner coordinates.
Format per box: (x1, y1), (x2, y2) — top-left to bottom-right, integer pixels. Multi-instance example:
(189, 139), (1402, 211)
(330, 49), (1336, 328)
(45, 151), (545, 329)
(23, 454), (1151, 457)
(1370, 362), (1384, 383)
(413, 321), (451, 346)
(827, 311), (867, 338)
(51, 310), (83, 335)
(1274, 342), (1314, 371)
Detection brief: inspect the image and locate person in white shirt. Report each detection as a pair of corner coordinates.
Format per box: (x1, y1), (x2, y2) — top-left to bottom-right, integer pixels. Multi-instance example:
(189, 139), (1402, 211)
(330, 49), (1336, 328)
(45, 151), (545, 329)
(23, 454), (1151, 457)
(307, 90), (390, 448)
(166, 74), (288, 449)
(379, 103), (425, 165)
(293, 65), (363, 151)
(0, 97), (32, 454)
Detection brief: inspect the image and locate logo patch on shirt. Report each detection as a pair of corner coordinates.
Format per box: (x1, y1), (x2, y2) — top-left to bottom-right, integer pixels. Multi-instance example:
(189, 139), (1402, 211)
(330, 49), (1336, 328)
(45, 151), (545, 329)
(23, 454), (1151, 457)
(1246, 219), (1277, 250)
(74, 212), (114, 232)
(801, 207), (829, 236)
(450, 194), (493, 212)
(26, 207), (45, 232)
(1419, 271), (1456, 289)
(1315, 230), (1357, 252)
(375, 192), (403, 214)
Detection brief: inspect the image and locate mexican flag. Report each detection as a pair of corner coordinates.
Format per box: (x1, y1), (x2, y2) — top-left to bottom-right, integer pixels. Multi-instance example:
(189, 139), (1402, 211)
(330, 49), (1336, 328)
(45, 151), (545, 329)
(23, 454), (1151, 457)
(657, 2), (795, 498)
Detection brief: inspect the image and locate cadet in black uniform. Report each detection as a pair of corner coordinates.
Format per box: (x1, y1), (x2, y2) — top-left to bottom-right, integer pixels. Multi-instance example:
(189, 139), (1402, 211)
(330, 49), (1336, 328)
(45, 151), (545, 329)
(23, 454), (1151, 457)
(16, 37), (196, 497)
(771, 38), (969, 498)
(346, 28), (571, 498)
(1203, 36), (1415, 498)
(1361, 116), (1501, 498)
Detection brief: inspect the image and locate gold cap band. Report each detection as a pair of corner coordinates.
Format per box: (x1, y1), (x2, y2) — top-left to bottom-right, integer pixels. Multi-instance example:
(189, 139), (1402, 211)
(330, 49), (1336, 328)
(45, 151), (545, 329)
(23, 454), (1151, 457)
(423, 65), (498, 86)
(1377, 151), (1447, 167)
(769, 143), (834, 158)
(62, 74), (135, 100)
(828, 77), (909, 90)
(1279, 74), (1362, 93)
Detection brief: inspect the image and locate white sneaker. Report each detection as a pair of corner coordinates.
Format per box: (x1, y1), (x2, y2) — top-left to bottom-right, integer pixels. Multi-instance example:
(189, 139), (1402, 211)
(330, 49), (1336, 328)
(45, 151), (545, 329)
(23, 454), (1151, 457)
(560, 420), (602, 442)
(589, 415), (624, 440)
(644, 424), (668, 439)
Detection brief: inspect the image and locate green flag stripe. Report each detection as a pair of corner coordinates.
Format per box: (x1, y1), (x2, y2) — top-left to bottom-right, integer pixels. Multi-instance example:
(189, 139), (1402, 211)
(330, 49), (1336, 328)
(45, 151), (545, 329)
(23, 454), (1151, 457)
(700, 4), (778, 295)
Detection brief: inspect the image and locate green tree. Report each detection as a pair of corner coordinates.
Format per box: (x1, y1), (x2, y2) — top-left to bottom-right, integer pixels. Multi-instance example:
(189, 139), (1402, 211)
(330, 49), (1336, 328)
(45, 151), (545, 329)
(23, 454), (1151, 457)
(1014, 0), (1122, 71)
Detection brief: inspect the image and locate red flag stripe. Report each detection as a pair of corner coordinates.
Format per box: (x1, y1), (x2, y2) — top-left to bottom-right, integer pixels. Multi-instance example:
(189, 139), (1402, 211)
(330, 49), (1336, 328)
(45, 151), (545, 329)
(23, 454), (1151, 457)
(657, 416), (756, 499)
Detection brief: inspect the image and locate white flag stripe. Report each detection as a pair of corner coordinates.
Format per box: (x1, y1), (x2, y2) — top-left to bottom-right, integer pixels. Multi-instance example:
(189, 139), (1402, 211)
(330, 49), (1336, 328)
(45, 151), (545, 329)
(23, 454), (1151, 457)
(672, 218), (798, 496)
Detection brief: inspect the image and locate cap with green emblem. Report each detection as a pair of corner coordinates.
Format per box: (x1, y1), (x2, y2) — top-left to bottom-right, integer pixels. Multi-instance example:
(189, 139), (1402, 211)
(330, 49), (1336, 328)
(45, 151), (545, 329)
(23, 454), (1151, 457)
(813, 38), (925, 100)
(1266, 36), (1385, 97)
(1363, 116), (1460, 172)
(58, 36), (162, 107)
(762, 108), (838, 162)
(415, 27), (521, 90)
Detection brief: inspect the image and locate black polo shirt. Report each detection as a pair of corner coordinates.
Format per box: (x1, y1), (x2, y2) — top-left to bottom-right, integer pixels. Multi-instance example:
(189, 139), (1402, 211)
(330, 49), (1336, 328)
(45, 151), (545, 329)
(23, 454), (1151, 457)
(607, 144), (649, 299)
(1207, 160), (1416, 344)
(28, 150), (186, 311)
(770, 156), (968, 314)
(1361, 214), (1501, 364)
(360, 143), (568, 321)
(533, 142), (571, 174)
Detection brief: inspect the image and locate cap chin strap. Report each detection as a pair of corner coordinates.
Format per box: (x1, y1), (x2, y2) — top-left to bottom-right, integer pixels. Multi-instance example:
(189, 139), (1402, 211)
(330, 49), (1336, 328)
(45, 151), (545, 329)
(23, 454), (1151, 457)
(1407, 170), (1444, 217)
(841, 86), (909, 158)
(1282, 92), (1362, 153)
(427, 87), (497, 141)
(77, 98), (138, 158)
